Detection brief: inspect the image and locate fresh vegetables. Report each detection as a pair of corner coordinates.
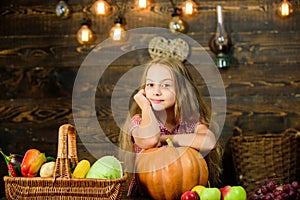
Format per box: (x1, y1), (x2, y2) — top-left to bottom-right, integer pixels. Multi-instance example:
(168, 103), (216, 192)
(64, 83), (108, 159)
(21, 149), (47, 177)
(72, 159), (91, 178)
(39, 161), (56, 178)
(86, 156), (123, 179)
(0, 149), (18, 177)
(135, 138), (209, 200)
(1, 147), (124, 181)
(6, 153), (23, 166)
(46, 156), (56, 162)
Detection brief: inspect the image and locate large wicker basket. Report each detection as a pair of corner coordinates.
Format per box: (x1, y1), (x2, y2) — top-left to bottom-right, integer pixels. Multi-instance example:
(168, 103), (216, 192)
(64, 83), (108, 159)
(230, 127), (299, 194)
(4, 124), (127, 200)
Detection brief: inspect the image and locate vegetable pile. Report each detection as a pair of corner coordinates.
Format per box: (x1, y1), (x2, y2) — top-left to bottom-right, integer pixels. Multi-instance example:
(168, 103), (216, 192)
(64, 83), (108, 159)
(1, 148), (123, 180)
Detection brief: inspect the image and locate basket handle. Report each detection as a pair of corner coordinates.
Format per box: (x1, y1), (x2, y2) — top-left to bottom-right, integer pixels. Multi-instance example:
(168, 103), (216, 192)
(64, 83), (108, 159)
(68, 125), (78, 169)
(54, 124), (78, 179)
(282, 127), (300, 137)
(232, 126), (243, 136)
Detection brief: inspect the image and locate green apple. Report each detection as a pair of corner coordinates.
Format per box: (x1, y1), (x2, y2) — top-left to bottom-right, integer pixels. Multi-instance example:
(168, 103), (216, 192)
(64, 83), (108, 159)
(191, 185), (205, 197)
(200, 187), (221, 200)
(220, 185), (247, 200)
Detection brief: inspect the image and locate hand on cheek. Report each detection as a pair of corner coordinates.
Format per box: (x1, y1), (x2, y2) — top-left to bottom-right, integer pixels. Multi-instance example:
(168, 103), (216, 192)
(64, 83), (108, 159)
(134, 89), (151, 110)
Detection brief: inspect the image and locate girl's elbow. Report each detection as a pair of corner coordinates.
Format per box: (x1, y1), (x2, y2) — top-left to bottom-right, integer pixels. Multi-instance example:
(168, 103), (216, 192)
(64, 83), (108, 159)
(206, 141), (216, 151)
(201, 135), (216, 151)
(207, 135), (217, 150)
(134, 137), (159, 149)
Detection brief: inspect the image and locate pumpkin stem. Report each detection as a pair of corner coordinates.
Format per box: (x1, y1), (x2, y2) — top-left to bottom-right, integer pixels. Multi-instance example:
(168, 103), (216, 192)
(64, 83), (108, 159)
(166, 138), (174, 147)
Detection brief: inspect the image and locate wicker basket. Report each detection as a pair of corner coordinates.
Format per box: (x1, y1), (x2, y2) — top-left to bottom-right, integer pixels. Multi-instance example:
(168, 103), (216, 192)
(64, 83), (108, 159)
(230, 127), (299, 194)
(4, 124), (127, 200)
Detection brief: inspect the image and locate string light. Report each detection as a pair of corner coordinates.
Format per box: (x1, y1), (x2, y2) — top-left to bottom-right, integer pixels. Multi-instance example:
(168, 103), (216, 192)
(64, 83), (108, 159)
(182, 0), (196, 16)
(169, 8), (186, 33)
(137, 0), (148, 9)
(76, 18), (95, 45)
(91, 0), (112, 16)
(277, 0), (293, 18)
(55, 0), (71, 19)
(109, 16), (127, 41)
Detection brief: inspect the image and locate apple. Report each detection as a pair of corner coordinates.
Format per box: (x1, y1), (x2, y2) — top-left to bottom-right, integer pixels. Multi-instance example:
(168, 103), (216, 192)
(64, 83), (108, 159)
(191, 185), (205, 197)
(220, 185), (247, 200)
(200, 187), (221, 200)
(181, 191), (199, 200)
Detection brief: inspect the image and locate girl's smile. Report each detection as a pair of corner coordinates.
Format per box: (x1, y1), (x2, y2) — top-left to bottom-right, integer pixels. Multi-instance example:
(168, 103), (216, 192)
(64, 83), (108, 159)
(149, 98), (164, 104)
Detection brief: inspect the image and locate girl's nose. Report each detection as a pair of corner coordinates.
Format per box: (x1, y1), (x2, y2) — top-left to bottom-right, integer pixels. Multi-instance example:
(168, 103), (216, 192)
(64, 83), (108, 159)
(153, 85), (162, 96)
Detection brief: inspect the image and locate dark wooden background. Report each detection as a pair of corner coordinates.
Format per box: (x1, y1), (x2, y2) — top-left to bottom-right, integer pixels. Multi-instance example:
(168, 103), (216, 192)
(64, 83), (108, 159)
(0, 0), (299, 197)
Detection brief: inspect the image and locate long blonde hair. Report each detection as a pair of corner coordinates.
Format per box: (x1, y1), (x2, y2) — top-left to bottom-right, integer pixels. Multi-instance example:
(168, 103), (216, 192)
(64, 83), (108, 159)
(118, 57), (223, 186)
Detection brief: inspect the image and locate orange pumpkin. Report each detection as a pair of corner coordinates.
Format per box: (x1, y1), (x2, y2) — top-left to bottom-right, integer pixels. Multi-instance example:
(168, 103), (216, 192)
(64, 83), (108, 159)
(135, 140), (209, 200)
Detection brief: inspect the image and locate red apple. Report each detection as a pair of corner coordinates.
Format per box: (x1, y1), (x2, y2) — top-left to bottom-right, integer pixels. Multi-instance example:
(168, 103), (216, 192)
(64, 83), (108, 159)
(181, 191), (199, 200)
(220, 185), (247, 200)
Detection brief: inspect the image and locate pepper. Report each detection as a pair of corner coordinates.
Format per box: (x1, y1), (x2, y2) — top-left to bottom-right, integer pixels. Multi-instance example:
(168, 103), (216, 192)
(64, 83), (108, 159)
(0, 149), (18, 177)
(21, 149), (47, 177)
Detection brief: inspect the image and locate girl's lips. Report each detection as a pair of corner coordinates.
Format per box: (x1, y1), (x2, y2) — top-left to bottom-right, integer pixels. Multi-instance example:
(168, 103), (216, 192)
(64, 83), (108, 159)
(150, 99), (163, 104)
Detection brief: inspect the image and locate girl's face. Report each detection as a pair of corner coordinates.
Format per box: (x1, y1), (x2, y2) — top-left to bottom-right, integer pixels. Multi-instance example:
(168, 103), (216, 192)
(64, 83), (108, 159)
(144, 64), (176, 111)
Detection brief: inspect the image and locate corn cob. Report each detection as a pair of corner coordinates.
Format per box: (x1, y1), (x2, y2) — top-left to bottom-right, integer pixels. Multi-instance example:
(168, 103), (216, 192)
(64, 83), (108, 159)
(72, 159), (91, 178)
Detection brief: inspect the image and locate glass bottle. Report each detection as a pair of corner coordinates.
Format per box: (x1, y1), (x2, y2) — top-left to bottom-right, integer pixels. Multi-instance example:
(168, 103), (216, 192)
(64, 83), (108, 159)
(209, 5), (231, 68)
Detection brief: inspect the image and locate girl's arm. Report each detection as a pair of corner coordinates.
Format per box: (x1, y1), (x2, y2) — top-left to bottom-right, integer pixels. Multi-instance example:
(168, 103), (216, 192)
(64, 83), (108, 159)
(131, 89), (161, 149)
(160, 124), (216, 151)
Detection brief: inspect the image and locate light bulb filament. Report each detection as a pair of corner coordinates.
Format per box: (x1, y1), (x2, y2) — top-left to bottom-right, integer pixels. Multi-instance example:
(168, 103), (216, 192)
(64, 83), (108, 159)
(92, 0), (111, 16)
(96, 2), (105, 15)
(185, 2), (193, 15)
(82, 29), (90, 42)
(280, 2), (290, 16)
(138, 0), (147, 9)
(113, 28), (122, 41)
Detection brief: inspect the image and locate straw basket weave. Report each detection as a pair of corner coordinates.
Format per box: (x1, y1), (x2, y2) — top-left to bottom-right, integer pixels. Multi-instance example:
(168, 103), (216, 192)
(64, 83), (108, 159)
(230, 127), (299, 194)
(4, 124), (127, 200)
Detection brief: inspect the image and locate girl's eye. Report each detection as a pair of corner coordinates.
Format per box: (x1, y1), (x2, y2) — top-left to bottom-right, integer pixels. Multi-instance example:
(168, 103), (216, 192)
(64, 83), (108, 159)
(161, 83), (171, 88)
(146, 83), (154, 87)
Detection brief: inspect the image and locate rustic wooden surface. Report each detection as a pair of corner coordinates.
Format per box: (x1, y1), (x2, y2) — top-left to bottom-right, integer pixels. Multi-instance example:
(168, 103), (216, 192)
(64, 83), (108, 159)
(0, 0), (300, 197)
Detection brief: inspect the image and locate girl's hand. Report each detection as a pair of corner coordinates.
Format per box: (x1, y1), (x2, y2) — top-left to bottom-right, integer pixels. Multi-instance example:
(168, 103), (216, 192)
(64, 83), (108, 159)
(134, 89), (151, 110)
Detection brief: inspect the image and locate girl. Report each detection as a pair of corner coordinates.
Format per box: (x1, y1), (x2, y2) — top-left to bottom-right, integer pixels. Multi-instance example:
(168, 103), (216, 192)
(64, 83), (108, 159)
(118, 57), (223, 196)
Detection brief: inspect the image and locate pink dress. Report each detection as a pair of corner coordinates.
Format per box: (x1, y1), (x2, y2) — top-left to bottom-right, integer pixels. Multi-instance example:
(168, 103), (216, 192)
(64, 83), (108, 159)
(127, 115), (199, 197)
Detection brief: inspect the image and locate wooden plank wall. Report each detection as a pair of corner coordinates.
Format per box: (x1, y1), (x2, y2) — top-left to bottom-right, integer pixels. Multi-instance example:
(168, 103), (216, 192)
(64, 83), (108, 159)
(0, 0), (299, 196)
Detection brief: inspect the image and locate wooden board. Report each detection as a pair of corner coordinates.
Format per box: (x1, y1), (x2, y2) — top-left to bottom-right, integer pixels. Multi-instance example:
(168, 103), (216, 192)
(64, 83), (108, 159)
(0, 0), (300, 197)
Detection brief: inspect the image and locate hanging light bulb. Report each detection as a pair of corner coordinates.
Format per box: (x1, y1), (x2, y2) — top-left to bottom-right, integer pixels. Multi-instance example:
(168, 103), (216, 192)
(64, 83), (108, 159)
(76, 18), (95, 45)
(109, 17), (127, 41)
(137, 0), (148, 9)
(169, 8), (186, 33)
(56, 0), (71, 19)
(92, 0), (112, 16)
(277, 0), (293, 18)
(182, 0), (196, 16)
